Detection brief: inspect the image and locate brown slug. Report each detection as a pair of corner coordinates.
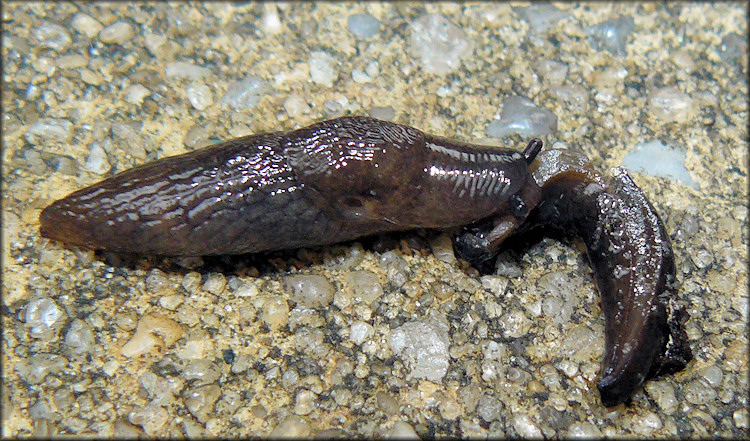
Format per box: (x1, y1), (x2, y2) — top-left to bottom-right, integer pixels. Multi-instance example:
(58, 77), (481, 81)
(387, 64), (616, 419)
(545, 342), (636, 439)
(38, 115), (691, 407)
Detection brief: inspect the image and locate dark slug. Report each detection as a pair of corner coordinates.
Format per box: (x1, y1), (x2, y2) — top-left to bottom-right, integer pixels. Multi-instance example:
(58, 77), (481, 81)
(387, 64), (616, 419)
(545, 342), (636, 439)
(39, 115), (691, 406)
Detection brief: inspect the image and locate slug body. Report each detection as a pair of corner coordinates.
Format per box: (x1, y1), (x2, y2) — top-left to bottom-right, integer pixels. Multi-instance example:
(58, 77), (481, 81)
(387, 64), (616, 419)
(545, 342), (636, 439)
(39, 116), (690, 406)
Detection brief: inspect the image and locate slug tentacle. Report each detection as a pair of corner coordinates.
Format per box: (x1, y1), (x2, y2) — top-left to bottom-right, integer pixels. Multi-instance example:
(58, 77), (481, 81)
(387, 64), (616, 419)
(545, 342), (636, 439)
(38, 116), (690, 407)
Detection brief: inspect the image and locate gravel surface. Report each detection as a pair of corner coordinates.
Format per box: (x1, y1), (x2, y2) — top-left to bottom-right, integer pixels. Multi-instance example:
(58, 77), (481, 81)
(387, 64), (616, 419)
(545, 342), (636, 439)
(2, 3), (747, 438)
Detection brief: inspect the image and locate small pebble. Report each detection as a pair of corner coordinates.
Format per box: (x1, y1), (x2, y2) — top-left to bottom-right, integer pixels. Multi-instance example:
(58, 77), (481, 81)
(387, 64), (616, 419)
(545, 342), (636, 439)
(269, 415), (310, 438)
(283, 95), (309, 117)
(322, 98), (346, 118)
(533, 58), (568, 85)
(587, 15), (635, 54)
(284, 274), (335, 307)
(293, 389), (317, 415)
(368, 106), (395, 121)
(166, 61), (211, 81)
(261, 296), (289, 329)
(428, 233), (456, 264)
(518, 4), (569, 33)
(648, 86), (694, 123)
(182, 360), (221, 384)
(120, 313), (183, 358)
(71, 13), (103, 38)
(186, 83), (213, 110)
(512, 414), (542, 438)
(129, 403), (169, 436)
(25, 297), (66, 340)
(99, 21), (135, 44)
(35, 22), (71, 51)
(409, 14), (473, 75)
(549, 84), (589, 114)
(485, 96), (557, 138)
(14, 353), (67, 384)
(64, 319), (95, 357)
(202, 273), (226, 295)
(349, 320), (375, 345)
(83, 140), (112, 175)
(344, 271), (383, 305)
(622, 140), (698, 189)
(56, 54), (88, 69)
(222, 75), (269, 110)
(386, 420), (419, 438)
(309, 51), (338, 87)
(567, 422), (603, 438)
(125, 84), (151, 104)
(718, 32), (747, 65)
(389, 314), (450, 381)
(25, 118), (73, 144)
(260, 4), (283, 34)
(348, 13), (381, 39)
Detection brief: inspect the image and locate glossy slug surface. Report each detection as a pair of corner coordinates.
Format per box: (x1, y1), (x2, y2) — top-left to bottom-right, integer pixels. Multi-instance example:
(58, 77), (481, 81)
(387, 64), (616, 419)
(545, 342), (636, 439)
(525, 149), (691, 406)
(39, 116), (690, 407)
(40, 116), (534, 255)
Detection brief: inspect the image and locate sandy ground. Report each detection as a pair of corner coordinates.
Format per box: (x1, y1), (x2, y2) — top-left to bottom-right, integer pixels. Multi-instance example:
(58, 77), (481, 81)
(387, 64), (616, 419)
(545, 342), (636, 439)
(2, 2), (747, 438)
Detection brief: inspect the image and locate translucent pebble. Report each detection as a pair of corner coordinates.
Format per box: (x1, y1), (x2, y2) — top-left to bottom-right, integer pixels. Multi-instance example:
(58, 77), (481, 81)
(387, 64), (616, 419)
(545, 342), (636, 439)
(182, 360), (221, 384)
(622, 140), (698, 189)
(201, 273), (226, 295)
(260, 4), (283, 34)
(533, 58), (568, 85)
(71, 13), (103, 38)
(512, 414), (542, 438)
(83, 140), (112, 175)
(386, 421), (420, 439)
(261, 296), (289, 329)
(14, 353), (67, 384)
(293, 389), (317, 415)
(221, 75), (269, 110)
(348, 13), (381, 39)
(389, 314), (450, 381)
(368, 105), (395, 121)
(499, 310), (531, 338)
(25, 118), (73, 144)
(344, 271), (384, 305)
(549, 84), (589, 114)
(64, 319), (95, 356)
(587, 15), (635, 54)
(648, 86), (694, 123)
(283, 95), (309, 117)
(26, 298), (66, 339)
(349, 320), (375, 345)
(35, 22), (71, 51)
(186, 83), (213, 110)
(269, 415), (310, 438)
(718, 32), (747, 65)
(128, 403), (169, 436)
(122, 84), (150, 104)
(166, 61), (211, 81)
(485, 96), (557, 138)
(567, 422), (603, 438)
(284, 275), (335, 308)
(409, 14), (473, 75)
(322, 98), (346, 118)
(518, 4), (569, 33)
(99, 21), (135, 44)
(309, 51), (338, 87)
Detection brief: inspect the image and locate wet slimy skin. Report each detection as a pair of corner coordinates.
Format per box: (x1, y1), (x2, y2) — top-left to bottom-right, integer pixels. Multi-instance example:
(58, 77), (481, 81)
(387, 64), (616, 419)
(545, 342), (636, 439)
(39, 116), (691, 406)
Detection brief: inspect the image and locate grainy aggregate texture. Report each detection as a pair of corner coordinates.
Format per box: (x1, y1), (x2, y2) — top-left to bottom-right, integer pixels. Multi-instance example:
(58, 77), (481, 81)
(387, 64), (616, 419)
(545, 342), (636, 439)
(2, 2), (747, 439)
